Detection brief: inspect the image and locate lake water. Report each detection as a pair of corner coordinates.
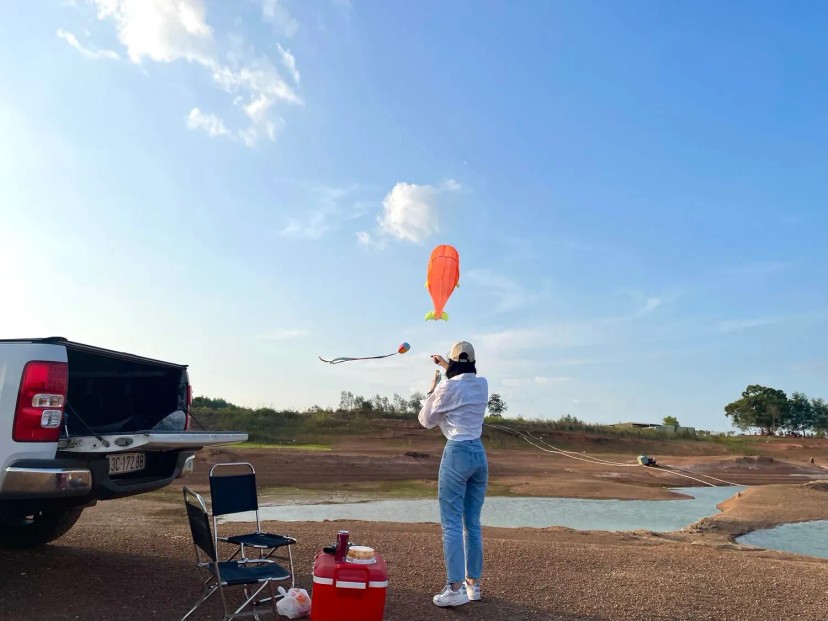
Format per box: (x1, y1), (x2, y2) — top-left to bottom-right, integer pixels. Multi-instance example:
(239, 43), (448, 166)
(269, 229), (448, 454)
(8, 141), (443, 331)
(736, 520), (828, 560)
(222, 485), (744, 532)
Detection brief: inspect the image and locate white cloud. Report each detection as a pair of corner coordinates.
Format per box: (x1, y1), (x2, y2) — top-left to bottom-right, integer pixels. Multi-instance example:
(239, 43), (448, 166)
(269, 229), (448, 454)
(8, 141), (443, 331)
(211, 53), (300, 144)
(212, 58), (301, 107)
(363, 179), (461, 244)
(257, 328), (309, 341)
(377, 182), (439, 242)
(186, 108), (229, 137)
(260, 0), (299, 36)
(71, 0), (302, 146)
(716, 317), (782, 333)
(277, 44), (300, 83)
(56, 28), (120, 60)
(91, 0), (213, 64)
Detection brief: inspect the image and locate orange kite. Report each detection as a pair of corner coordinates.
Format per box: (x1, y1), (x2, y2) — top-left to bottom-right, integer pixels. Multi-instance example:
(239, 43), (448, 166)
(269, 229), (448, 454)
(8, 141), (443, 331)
(425, 244), (460, 320)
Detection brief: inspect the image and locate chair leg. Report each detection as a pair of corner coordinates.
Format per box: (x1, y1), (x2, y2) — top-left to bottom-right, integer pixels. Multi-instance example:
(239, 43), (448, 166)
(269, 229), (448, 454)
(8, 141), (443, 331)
(265, 580), (279, 619)
(228, 582), (272, 620)
(179, 584), (220, 621)
(287, 546), (296, 589)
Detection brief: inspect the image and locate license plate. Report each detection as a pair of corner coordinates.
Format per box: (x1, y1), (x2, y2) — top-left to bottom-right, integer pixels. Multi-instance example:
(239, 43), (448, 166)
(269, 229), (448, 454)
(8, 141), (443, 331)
(108, 453), (146, 475)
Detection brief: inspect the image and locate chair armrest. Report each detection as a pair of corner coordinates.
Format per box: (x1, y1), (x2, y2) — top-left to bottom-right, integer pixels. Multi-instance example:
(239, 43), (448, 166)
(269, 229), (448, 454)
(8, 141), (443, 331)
(236, 558), (277, 566)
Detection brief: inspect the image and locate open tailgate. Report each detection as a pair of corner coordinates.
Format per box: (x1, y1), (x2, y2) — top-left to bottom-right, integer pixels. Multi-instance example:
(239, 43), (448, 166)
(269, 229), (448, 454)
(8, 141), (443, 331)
(58, 430), (248, 453)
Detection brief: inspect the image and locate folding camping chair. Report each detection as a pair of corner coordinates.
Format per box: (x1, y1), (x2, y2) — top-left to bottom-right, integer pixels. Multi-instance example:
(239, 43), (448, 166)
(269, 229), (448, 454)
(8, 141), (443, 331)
(180, 486), (292, 621)
(208, 462), (297, 588)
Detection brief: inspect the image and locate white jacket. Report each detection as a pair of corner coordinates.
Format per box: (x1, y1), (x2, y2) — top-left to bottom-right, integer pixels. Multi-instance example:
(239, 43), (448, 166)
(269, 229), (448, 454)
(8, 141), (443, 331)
(418, 373), (488, 441)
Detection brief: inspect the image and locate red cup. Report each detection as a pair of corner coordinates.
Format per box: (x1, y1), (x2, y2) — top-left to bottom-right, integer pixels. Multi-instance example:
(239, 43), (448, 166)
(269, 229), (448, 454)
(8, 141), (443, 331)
(335, 530), (350, 562)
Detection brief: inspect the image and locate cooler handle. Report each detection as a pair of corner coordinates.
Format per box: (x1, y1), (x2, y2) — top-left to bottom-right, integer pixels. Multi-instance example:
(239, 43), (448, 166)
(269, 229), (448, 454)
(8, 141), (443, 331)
(332, 564), (371, 590)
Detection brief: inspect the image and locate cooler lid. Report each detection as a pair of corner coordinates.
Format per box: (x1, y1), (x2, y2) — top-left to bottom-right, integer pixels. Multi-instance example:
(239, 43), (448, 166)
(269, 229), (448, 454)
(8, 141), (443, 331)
(313, 551), (388, 588)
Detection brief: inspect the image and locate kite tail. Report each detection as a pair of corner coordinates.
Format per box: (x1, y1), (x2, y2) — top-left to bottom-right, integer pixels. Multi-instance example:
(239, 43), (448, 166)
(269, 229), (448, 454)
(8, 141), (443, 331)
(425, 311), (449, 321)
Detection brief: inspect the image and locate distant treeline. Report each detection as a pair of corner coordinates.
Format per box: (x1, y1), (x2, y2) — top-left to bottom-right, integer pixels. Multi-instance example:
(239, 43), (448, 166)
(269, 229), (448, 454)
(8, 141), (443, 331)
(724, 385), (828, 436)
(190, 394), (707, 447)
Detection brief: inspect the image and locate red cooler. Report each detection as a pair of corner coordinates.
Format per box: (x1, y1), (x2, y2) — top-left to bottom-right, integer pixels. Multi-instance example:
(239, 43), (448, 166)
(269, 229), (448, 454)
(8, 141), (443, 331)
(310, 549), (388, 621)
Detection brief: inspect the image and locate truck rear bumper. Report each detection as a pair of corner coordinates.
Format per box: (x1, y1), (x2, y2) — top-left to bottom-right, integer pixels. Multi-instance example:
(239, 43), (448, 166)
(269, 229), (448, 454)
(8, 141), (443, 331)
(0, 466), (92, 497)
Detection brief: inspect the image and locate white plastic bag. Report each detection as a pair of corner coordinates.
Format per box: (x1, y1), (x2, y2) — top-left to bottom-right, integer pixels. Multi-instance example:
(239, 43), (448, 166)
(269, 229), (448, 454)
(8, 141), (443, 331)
(276, 586), (311, 619)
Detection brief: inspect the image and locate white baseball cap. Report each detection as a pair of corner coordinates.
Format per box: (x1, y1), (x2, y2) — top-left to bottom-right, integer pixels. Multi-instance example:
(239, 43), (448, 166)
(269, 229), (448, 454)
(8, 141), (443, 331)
(449, 341), (475, 362)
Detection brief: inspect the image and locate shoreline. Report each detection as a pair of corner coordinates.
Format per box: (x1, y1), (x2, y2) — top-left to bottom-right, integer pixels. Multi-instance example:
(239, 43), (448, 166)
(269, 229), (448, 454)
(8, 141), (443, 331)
(240, 481), (828, 555)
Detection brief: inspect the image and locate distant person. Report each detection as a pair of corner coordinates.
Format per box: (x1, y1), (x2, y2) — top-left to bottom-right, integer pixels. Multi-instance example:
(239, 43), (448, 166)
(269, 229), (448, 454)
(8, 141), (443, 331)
(418, 341), (489, 607)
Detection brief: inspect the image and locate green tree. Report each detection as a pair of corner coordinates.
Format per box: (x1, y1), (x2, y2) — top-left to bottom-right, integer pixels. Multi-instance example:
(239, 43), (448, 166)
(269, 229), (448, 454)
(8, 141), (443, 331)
(407, 392), (426, 414)
(811, 398), (828, 436)
(192, 396), (233, 409)
(392, 393), (408, 414)
(663, 416), (679, 426)
(339, 391), (355, 411)
(487, 393), (507, 417)
(353, 395), (372, 411)
(724, 384), (789, 435)
(786, 392), (813, 435)
(370, 394), (391, 413)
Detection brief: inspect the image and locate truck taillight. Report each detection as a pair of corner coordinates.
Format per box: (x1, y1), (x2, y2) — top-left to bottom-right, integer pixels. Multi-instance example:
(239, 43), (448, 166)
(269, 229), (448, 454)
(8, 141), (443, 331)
(13, 361), (68, 442)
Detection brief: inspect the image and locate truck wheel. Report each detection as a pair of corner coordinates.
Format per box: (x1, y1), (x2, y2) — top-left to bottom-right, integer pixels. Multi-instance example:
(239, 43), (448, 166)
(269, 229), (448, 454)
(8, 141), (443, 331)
(0, 507), (84, 548)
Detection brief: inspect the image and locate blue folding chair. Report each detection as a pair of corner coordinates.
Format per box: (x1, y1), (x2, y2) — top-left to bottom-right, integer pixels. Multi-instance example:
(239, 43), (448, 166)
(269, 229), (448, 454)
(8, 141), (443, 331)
(209, 462), (296, 588)
(180, 486), (291, 620)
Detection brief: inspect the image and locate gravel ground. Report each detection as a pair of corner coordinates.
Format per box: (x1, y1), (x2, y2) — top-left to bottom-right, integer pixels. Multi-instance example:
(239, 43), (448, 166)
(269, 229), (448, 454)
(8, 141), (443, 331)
(1, 486), (828, 621)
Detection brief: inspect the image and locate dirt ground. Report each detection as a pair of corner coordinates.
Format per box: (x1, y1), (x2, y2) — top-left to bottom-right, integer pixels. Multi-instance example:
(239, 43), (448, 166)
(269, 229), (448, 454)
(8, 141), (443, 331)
(2, 435), (828, 621)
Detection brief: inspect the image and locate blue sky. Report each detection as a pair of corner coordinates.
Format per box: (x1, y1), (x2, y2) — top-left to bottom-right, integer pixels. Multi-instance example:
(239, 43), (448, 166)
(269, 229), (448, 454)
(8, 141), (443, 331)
(1, 0), (825, 432)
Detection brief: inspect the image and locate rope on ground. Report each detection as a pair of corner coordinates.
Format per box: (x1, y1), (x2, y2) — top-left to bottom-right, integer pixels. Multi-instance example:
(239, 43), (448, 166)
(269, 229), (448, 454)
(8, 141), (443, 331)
(483, 422), (743, 488)
(658, 464), (741, 487)
(523, 431), (640, 467)
(485, 423), (640, 468)
(522, 428), (743, 486)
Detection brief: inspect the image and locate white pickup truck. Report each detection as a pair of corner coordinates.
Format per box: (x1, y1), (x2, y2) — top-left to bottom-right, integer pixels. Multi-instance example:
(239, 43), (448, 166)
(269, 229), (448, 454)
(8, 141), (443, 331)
(0, 337), (247, 548)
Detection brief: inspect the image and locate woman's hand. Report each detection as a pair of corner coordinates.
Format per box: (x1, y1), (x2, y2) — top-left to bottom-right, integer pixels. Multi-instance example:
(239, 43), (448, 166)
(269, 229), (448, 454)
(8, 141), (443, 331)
(431, 354), (449, 370)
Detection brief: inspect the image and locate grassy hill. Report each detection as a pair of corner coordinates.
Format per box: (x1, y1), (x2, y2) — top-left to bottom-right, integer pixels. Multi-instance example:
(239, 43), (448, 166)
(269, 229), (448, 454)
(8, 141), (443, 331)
(188, 396), (757, 456)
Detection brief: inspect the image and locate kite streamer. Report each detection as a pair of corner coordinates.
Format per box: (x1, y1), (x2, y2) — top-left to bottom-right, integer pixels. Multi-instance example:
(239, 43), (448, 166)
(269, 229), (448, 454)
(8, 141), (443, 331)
(319, 342), (410, 364)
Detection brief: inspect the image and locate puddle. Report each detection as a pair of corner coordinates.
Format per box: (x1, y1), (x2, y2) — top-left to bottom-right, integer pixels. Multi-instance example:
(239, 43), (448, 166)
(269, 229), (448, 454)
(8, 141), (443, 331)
(736, 520), (828, 559)
(222, 485), (744, 532)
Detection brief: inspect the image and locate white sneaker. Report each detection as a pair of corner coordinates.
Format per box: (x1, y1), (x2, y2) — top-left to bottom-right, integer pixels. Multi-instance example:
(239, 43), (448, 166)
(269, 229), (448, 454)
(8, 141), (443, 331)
(432, 584), (469, 607)
(465, 580), (481, 601)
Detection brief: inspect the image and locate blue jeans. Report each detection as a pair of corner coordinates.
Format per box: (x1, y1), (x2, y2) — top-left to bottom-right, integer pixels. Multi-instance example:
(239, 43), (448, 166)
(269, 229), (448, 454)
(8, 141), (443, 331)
(438, 438), (488, 584)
